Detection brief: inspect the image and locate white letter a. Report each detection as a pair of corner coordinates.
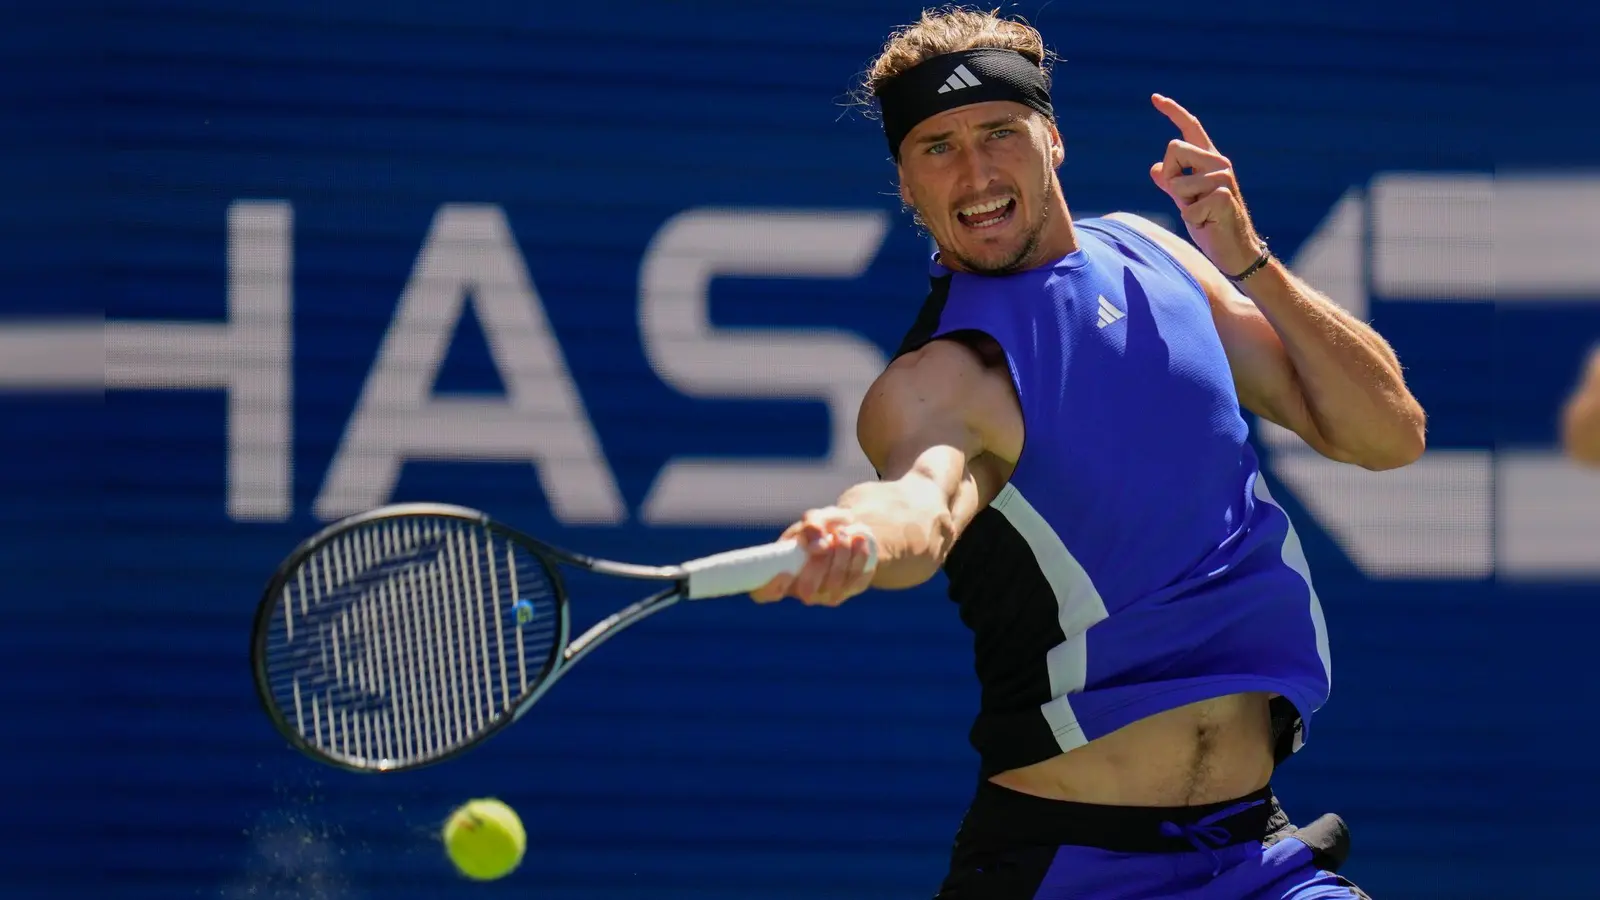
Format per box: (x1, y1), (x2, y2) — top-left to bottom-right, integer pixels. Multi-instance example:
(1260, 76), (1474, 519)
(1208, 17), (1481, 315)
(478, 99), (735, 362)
(315, 205), (625, 524)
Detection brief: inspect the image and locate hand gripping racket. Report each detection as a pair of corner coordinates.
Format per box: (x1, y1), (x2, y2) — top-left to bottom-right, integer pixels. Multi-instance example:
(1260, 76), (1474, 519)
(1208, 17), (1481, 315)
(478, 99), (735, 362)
(249, 502), (876, 773)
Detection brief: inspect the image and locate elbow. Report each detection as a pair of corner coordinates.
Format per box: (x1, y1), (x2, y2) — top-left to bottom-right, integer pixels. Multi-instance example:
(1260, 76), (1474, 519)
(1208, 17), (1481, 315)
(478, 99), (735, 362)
(1361, 403), (1428, 471)
(1561, 401), (1600, 467)
(1566, 436), (1600, 467)
(1357, 432), (1425, 471)
(1334, 400), (1427, 472)
(1567, 445), (1600, 468)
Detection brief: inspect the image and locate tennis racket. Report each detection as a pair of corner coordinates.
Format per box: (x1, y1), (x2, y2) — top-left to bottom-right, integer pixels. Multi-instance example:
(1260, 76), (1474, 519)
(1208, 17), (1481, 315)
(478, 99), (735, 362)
(250, 502), (876, 774)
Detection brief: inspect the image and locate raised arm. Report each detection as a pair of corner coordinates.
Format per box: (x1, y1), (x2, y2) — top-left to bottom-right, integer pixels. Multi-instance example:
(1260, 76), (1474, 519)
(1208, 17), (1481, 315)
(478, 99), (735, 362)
(1561, 346), (1600, 467)
(750, 337), (1011, 605)
(1114, 94), (1426, 471)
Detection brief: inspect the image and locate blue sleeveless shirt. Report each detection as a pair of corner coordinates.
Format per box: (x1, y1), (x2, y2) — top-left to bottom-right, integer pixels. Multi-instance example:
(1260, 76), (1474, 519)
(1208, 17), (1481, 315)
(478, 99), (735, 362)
(893, 216), (1331, 777)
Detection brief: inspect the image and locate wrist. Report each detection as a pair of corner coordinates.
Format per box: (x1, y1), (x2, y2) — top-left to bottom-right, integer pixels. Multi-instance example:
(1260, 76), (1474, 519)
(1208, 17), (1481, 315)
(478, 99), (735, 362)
(1222, 239), (1272, 284)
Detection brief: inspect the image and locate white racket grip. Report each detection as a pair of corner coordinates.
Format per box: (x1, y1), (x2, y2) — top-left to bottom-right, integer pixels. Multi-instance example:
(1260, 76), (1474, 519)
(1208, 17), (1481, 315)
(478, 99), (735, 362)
(681, 533), (879, 600)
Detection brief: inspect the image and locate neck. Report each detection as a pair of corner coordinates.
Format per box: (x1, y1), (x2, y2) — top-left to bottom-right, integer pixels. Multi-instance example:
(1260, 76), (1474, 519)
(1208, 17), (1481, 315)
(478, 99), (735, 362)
(1030, 187), (1079, 265)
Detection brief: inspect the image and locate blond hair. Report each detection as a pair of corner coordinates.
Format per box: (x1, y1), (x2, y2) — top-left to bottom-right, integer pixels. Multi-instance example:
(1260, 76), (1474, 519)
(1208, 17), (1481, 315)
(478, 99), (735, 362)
(856, 6), (1056, 114)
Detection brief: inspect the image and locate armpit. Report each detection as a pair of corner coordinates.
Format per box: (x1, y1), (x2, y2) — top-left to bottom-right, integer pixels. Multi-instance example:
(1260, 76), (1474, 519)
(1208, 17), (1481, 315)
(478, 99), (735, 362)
(930, 329), (1009, 371)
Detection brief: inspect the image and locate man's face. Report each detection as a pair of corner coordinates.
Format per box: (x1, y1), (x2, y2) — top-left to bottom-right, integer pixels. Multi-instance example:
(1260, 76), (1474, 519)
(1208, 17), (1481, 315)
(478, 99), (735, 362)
(897, 100), (1065, 276)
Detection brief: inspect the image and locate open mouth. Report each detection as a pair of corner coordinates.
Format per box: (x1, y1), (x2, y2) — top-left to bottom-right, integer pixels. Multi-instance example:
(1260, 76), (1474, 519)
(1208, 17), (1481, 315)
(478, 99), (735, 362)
(956, 197), (1016, 230)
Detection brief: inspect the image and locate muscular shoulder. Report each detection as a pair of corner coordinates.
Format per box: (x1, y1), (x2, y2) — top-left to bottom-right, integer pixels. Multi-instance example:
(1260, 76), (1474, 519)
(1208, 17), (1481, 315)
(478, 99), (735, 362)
(862, 338), (991, 452)
(859, 335), (1021, 474)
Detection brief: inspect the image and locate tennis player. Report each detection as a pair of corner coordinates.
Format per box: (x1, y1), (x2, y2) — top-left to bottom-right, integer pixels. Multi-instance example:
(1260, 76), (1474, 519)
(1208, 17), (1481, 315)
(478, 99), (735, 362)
(750, 7), (1427, 899)
(1561, 345), (1600, 466)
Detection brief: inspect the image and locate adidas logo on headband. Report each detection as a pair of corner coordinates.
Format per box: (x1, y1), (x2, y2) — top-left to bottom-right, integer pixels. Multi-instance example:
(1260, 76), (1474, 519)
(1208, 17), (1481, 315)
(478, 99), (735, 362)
(937, 64), (983, 94)
(877, 49), (1053, 159)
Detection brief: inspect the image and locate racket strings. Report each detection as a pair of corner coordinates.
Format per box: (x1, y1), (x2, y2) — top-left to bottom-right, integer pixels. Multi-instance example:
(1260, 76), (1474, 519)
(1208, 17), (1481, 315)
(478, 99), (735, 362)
(262, 517), (560, 768)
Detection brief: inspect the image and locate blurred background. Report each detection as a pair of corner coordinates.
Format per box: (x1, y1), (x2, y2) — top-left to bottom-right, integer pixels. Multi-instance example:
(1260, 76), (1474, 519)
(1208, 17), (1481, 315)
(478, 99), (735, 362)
(12, 0), (1600, 897)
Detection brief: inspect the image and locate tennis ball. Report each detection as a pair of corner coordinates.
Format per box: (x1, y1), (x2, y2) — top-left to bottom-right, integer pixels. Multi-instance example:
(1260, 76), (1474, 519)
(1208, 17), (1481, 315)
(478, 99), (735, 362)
(442, 798), (526, 881)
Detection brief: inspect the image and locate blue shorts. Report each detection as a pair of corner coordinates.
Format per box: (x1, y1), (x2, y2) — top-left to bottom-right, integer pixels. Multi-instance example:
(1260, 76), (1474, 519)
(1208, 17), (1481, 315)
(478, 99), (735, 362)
(934, 781), (1369, 900)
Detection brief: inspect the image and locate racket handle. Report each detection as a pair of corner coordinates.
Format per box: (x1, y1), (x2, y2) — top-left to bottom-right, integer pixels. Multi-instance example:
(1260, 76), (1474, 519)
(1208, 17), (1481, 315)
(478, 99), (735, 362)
(682, 540), (807, 599)
(681, 534), (879, 600)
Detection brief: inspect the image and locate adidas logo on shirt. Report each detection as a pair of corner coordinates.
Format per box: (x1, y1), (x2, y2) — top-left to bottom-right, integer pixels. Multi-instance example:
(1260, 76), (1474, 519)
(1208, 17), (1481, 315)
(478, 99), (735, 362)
(937, 64), (983, 94)
(1097, 295), (1125, 329)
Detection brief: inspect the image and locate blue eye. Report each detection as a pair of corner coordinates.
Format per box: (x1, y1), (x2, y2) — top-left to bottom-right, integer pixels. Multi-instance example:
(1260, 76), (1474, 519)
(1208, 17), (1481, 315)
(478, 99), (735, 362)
(991, 128), (1015, 139)
(926, 142), (950, 155)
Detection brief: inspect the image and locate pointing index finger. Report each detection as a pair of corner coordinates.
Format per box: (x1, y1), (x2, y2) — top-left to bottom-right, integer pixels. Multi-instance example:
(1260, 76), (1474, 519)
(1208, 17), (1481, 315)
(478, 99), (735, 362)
(1152, 93), (1214, 150)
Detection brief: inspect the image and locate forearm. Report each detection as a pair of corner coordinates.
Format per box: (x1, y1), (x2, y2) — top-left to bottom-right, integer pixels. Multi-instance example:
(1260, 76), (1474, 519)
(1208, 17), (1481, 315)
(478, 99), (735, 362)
(1240, 256), (1426, 468)
(835, 474), (964, 590)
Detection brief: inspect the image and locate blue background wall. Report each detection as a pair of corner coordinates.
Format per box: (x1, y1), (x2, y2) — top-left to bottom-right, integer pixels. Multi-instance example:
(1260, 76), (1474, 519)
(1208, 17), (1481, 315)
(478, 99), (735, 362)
(14, 1), (1600, 897)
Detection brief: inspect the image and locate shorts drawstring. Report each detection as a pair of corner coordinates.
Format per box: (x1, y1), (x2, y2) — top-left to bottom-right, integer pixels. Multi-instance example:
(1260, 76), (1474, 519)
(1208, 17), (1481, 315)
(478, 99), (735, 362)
(1158, 798), (1267, 877)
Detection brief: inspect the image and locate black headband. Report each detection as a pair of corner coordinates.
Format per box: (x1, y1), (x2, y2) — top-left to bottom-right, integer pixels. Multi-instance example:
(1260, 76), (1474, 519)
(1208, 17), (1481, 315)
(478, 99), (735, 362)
(876, 48), (1054, 161)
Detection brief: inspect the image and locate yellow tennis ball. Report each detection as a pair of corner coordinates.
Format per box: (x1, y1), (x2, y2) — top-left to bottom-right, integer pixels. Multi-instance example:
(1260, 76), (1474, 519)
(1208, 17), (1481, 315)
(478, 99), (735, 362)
(442, 798), (526, 881)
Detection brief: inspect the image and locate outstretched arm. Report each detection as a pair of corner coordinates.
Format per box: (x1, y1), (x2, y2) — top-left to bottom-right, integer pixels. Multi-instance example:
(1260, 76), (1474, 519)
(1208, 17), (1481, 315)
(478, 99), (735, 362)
(1118, 94), (1426, 471)
(1561, 346), (1600, 466)
(749, 338), (1007, 605)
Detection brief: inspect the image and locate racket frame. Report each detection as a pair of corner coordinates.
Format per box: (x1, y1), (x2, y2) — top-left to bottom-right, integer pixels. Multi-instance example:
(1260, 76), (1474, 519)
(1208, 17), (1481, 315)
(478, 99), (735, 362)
(248, 502), (690, 774)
